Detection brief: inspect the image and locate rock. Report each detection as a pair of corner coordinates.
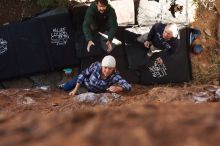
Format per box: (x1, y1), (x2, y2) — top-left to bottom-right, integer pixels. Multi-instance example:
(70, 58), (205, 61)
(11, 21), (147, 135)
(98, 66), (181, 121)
(74, 92), (121, 105)
(194, 96), (208, 103)
(194, 89), (220, 103)
(193, 92), (210, 103)
(17, 96), (35, 105)
(112, 93), (122, 100)
(204, 86), (218, 93)
(24, 97), (35, 105)
(35, 85), (51, 91)
(75, 92), (97, 103)
(30, 71), (63, 87)
(1, 78), (33, 88)
(98, 95), (110, 105)
(0, 70), (64, 89)
(52, 103), (59, 106)
(215, 89), (220, 99)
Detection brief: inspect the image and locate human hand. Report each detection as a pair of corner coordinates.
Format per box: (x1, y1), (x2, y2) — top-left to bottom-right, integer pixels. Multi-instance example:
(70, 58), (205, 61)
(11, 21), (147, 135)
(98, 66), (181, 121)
(156, 57), (163, 64)
(107, 85), (123, 93)
(144, 41), (151, 49)
(106, 40), (113, 53)
(87, 40), (95, 52)
(69, 88), (78, 96)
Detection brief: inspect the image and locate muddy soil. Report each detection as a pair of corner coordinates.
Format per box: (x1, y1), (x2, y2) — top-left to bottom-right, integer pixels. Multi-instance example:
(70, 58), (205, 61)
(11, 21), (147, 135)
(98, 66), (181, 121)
(0, 84), (220, 146)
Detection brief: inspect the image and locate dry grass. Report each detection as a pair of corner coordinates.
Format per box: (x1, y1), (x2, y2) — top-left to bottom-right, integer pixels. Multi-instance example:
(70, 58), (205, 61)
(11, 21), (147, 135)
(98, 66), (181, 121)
(190, 4), (220, 85)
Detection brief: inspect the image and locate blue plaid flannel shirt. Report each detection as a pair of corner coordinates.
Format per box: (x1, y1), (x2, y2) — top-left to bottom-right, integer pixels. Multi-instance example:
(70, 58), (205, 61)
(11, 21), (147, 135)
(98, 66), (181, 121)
(77, 62), (131, 93)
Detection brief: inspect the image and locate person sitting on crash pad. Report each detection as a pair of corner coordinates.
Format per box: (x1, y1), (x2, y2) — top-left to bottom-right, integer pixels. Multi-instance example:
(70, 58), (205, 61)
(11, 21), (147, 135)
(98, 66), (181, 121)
(83, 0), (118, 53)
(137, 23), (178, 64)
(60, 55), (131, 96)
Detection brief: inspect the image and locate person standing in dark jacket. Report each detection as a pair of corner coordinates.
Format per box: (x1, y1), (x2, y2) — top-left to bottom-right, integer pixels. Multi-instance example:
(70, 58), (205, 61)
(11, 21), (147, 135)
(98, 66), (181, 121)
(137, 23), (178, 64)
(83, 0), (118, 53)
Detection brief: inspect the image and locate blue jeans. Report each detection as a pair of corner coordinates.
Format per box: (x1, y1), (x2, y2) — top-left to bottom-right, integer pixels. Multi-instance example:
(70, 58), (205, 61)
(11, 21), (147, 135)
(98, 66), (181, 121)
(63, 75), (79, 91)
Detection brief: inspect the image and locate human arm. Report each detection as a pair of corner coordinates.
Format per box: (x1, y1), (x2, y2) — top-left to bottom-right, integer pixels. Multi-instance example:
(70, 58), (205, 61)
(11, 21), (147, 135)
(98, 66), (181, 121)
(144, 41), (151, 48)
(83, 5), (96, 52)
(143, 23), (159, 49)
(107, 85), (123, 93)
(69, 83), (80, 96)
(110, 74), (132, 92)
(77, 62), (99, 84)
(106, 7), (118, 42)
(146, 23), (158, 42)
(87, 40), (95, 52)
(83, 5), (95, 42)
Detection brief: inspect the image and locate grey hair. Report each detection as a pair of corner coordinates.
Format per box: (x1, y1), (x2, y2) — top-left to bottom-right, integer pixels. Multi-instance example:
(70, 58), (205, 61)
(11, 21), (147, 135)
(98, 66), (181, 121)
(166, 23), (178, 38)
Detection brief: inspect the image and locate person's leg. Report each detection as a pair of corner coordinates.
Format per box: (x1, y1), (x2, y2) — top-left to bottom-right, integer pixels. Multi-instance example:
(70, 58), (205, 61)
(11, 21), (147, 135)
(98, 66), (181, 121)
(63, 75), (78, 91)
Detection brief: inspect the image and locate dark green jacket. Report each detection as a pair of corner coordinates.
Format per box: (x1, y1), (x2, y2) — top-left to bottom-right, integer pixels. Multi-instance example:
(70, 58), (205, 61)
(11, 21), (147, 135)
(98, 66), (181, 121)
(83, 2), (117, 42)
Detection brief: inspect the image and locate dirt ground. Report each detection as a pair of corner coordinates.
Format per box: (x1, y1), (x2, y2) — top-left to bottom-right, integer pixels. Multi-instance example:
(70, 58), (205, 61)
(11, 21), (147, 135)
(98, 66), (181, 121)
(0, 84), (220, 146)
(0, 1), (220, 146)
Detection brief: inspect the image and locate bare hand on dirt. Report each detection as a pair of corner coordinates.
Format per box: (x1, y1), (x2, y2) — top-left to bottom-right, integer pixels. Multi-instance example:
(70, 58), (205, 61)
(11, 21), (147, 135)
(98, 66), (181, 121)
(106, 40), (113, 53)
(107, 85), (123, 93)
(69, 88), (77, 96)
(87, 40), (95, 52)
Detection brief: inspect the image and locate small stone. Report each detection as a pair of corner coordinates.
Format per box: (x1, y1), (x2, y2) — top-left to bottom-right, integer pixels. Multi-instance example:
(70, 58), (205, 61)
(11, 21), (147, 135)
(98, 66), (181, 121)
(36, 85), (50, 91)
(195, 92), (208, 97)
(23, 97), (35, 104)
(194, 92), (209, 103)
(215, 89), (220, 99)
(194, 96), (209, 103)
(204, 29), (211, 36)
(52, 103), (59, 106)
(204, 86), (218, 93)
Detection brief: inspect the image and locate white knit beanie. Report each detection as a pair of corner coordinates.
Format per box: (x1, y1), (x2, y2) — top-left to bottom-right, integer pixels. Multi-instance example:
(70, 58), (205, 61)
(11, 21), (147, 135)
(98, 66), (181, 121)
(101, 55), (116, 68)
(166, 23), (178, 38)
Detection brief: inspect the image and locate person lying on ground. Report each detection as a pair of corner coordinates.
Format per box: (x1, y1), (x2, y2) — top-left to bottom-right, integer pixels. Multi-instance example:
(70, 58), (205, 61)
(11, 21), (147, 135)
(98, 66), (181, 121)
(83, 0), (118, 53)
(137, 23), (178, 64)
(60, 55), (131, 96)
